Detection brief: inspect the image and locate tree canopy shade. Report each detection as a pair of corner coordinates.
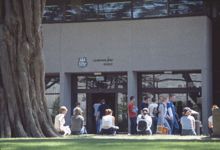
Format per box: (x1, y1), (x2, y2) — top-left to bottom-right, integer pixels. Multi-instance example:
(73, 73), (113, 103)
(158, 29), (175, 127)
(0, 0), (59, 137)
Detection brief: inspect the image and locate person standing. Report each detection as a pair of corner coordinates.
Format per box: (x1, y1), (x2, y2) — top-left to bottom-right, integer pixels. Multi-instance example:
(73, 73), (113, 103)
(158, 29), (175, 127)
(128, 96), (138, 135)
(156, 94), (171, 134)
(167, 94), (179, 134)
(148, 97), (158, 134)
(93, 101), (101, 134)
(140, 96), (149, 111)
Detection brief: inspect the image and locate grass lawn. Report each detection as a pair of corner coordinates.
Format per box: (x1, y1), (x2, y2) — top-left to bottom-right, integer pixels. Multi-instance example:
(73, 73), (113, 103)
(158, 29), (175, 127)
(0, 135), (220, 150)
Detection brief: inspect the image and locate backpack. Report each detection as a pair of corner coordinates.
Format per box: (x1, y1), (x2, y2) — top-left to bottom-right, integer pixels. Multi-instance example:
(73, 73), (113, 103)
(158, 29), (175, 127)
(137, 116), (147, 131)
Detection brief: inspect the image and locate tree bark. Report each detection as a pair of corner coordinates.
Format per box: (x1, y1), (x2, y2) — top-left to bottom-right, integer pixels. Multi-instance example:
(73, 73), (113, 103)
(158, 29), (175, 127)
(0, 0), (58, 137)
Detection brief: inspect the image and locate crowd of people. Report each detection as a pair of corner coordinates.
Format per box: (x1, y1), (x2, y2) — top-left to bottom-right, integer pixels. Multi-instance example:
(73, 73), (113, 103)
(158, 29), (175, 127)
(53, 95), (219, 136)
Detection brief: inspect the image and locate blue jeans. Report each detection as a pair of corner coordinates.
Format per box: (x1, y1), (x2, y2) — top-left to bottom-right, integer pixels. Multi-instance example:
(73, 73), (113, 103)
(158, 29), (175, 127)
(96, 119), (101, 134)
(157, 116), (171, 135)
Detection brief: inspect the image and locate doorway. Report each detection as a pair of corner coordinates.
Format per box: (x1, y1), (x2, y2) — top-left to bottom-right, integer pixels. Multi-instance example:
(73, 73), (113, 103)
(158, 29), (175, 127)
(87, 93), (116, 133)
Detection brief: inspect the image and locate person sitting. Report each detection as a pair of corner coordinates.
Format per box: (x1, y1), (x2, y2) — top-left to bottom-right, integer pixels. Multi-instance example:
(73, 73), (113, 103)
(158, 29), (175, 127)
(100, 109), (119, 135)
(208, 105), (219, 136)
(71, 107), (87, 135)
(180, 107), (196, 136)
(54, 106), (71, 136)
(136, 108), (152, 135)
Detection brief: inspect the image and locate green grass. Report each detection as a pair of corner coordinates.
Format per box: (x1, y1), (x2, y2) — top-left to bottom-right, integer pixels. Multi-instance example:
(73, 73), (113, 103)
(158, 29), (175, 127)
(0, 135), (220, 150)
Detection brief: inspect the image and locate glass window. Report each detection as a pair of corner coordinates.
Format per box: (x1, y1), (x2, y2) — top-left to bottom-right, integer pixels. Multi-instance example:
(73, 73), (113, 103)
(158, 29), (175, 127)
(189, 73), (202, 88)
(80, 2), (99, 21)
(155, 73), (186, 88)
(142, 74), (154, 88)
(77, 93), (87, 124)
(43, 1), (65, 22)
(169, 0), (204, 16)
(77, 76), (86, 89)
(117, 74), (127, 89)
(133, 0), (168, 19)
(65, 3), (81, 22)
(98, 1), (131, 20)
(81, 74), (127, 90)
(117, 92), (128, 132)
(45, 75), (60, 115)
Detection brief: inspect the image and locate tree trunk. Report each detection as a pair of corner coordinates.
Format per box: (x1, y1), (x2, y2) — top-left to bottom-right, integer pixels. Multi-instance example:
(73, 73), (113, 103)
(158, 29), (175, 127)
(0, 0), (59, 137)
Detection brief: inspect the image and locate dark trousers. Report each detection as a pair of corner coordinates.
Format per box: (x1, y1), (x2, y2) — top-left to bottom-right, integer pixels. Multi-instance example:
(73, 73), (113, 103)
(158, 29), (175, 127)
(101, 128), (116, 135)
(130, 117), (137, 134)
(151, 117), (158, 134)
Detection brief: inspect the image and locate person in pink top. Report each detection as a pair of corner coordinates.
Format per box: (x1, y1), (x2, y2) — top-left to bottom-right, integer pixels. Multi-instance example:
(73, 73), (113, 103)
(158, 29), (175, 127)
(128, 96), (138, 134)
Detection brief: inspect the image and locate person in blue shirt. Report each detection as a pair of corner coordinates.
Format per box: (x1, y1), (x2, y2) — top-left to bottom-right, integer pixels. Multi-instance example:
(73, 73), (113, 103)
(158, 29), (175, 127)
(167, 94), (180, 134)
(140, 96), (149, 111)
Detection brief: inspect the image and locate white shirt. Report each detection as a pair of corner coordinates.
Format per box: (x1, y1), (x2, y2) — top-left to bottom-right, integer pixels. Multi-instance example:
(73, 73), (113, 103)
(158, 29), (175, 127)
(136, 114), (152, 131)
(101, 115), (114, 129)
(93, 103), (101, 117)
(54, 114), (65, 131)
(208, 115), (213, 125)
(148, 103), (158, 117)
(180, 115), (195, 130)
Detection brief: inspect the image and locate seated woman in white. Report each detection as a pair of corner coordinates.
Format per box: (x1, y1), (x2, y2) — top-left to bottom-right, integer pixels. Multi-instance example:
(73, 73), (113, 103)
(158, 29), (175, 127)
(100, 109), (119, 135)
(54, 106), (71, 136)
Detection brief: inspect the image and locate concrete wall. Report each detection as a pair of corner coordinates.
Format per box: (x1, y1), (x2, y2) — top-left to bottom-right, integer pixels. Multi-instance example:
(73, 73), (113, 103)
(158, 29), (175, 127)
(43, 16), (209, 73)
(42, 16), (212, 133)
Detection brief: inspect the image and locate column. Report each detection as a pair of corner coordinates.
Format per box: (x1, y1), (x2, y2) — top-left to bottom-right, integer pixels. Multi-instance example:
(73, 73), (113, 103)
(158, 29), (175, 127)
(60, 72), (72, 125)
(127, 71), (138, 134)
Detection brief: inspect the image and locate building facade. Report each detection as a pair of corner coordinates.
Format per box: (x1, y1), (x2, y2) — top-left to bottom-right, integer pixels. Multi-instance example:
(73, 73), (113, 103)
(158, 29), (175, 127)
(1, 0), (219, 134)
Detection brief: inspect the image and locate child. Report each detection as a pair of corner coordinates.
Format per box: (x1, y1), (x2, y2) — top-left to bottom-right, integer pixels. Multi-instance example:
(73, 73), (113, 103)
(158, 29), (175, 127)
(180, 107), (196, 135)
(54, 106), (71, 135)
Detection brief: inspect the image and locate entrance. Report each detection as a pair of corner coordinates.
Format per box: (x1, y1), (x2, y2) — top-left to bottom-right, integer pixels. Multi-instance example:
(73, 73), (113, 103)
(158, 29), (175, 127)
(87, 93), (116, 133)
(72, 72), (128, 134)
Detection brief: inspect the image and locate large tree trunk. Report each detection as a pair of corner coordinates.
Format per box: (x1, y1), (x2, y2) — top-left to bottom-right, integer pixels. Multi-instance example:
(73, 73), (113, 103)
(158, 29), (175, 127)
(0, 0), (58, 137)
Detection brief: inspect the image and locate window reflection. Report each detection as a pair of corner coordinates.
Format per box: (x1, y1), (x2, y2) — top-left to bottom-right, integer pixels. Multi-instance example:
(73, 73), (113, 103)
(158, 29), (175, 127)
(139, 71), (202, 119)
(155, 73), (186, 88)
(77, 74), (127, 90)
(98, 1), (131, 20)
(117, 75), (127, 89)
(77, 93), (87, 124)
(81, 3), (99, 21)
(133, 0), (168, 18)
(142, 74), (154, 88)
(77, 76), (86, 89)
(45, 75), (60, 115)
(43, 4), (64, 22)
(117, 93), (128, 132)
(169, 0), (204, 16)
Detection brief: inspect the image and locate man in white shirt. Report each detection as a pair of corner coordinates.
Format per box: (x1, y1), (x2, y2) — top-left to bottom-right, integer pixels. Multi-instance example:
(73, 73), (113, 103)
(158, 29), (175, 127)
(148, 97), (158, 134)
